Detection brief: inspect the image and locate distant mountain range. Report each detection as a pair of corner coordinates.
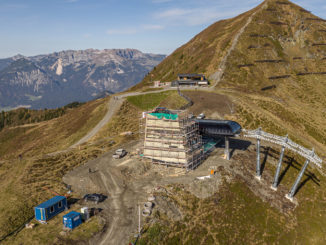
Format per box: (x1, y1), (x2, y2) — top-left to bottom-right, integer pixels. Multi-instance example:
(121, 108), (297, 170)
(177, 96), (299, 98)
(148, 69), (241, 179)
(0, 49), (165, 110)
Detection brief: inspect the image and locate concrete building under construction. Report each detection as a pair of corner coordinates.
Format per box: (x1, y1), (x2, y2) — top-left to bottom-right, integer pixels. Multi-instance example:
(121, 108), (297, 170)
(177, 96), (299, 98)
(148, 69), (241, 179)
(142, 108), (204, 170)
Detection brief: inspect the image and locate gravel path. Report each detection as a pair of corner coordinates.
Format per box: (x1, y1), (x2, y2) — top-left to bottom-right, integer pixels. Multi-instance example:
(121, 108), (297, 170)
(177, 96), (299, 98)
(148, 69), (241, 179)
(71, 97), (124, 148)
(70, 88), (176, 148)
(209, 2), (267, 88)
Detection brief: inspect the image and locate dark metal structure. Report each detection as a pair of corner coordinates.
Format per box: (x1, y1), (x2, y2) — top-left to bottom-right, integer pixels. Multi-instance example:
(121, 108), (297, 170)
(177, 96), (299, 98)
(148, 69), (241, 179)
(178, 73), (206, 80)
(243, 128), (322, 202)
(171, 73), (209, 87)
(195, 119), (242, 137)
(171, 80), (198, 87)
(195, 119), (242, 160)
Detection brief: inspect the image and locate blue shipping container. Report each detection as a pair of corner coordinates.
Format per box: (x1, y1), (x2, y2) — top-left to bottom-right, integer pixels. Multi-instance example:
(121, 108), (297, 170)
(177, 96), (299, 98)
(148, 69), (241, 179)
(63, 211), (82, 229)
(34, 196), (67, 223)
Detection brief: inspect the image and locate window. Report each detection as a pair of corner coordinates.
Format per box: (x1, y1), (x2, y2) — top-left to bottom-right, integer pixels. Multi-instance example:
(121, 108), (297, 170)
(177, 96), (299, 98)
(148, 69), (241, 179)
(58, 201), (62, 208)
(50, 206), (54, 213)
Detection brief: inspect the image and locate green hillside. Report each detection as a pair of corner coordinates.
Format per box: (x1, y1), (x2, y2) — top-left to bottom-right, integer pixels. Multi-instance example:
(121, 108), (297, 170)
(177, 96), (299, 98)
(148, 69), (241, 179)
(2, 0), (326, 244)
(0, 98), (109, 242)
(0, 91), (188, 244)
(0, 102), (84, 131)
(131, 0), (326, 243)
(133, 0), (326, 159)
(131, 3), (260, 90)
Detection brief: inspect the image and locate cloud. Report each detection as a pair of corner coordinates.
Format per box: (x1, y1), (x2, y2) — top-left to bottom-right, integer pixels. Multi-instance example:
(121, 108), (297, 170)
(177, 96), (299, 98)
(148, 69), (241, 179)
(156, 8), (192, 19)
(107, 28), (138, 35)
(154, 5), (255, 26)
(107, 25), (164, 35)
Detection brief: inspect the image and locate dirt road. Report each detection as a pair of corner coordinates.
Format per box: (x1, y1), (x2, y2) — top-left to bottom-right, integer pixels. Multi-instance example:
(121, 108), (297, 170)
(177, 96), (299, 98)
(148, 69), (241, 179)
(97, 169), (128, 245)
(70, 88), (176, 148)
(209, 2), (267, 88)
(63, 140), (229, 245)
(63, 134), (299, 244)
(63, 141), (159, 245)
(71, 98), (124, 148)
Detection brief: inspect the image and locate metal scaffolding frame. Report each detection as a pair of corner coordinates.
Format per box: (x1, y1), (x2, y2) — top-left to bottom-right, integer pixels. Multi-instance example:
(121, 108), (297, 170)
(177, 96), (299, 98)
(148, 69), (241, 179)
(224, 136), (230, 160)
(243, 128), (323, 201)
(141, 110), (204, 170)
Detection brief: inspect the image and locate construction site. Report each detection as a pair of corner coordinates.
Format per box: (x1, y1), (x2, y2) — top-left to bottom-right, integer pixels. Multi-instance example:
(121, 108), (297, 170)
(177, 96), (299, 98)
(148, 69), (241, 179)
(140, 107), (242, 170)
(3, 0), (326, 243)
(29, 103), (322, 245)
(141, 108), (204, 170)
(9, 102), (322, 245)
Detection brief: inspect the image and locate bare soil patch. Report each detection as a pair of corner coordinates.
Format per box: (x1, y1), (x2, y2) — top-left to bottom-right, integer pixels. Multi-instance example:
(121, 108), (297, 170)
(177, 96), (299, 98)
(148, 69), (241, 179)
(182, 91), (233, 118)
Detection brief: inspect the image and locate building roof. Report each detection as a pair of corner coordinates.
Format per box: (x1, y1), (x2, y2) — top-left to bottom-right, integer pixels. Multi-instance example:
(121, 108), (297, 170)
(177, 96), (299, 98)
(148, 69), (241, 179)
(195, 119), (242, 134)
(178, 73), (205, 78)
(176, 80), (199, 84)
(152, 107), (171, 114)
(35, 196), (66, 209)
(63, 211), (80, 219)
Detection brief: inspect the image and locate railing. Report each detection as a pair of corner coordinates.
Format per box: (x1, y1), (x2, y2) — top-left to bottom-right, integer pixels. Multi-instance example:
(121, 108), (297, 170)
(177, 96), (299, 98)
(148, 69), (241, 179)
(243, 127), (323, 201)
(243, 128), (322, 167)
(177, 86), (193, 110)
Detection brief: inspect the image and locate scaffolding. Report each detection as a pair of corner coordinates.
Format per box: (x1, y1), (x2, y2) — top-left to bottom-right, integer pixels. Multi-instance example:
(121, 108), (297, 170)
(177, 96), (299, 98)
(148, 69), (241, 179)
(140, 110), (204, 170)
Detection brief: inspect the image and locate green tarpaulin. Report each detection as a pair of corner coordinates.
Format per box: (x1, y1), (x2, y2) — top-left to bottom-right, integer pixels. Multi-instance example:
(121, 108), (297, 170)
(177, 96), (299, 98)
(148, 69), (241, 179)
(149, 113), (178, 120)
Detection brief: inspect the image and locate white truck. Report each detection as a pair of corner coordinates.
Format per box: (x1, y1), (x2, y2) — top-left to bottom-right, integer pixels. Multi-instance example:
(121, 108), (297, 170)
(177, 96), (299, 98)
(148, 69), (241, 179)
(196, 113), (205, 119)
(112, 149), (127, 159)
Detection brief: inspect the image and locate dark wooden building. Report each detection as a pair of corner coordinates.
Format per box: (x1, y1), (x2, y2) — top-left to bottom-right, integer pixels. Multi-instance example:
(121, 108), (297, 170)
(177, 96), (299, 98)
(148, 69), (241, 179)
(171, 73), (209, 87)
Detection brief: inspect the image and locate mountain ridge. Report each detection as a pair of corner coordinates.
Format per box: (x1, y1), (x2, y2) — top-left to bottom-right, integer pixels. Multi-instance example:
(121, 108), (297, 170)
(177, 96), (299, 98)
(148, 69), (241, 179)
(2, 1), (326, 244)
(134, 0), (326, 158)
(0, 49), (165, 110)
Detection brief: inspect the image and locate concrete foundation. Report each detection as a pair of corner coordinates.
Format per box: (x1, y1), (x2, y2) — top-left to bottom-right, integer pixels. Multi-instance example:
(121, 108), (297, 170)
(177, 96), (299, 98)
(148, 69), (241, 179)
(255, 175), (262, 181)
(270, 185), (277, 191)
(285, 194), (294, 202)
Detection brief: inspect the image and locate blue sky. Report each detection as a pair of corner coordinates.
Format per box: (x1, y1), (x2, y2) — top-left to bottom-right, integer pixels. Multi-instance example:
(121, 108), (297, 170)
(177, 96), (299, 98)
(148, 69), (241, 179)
(0, 0), (325, 58)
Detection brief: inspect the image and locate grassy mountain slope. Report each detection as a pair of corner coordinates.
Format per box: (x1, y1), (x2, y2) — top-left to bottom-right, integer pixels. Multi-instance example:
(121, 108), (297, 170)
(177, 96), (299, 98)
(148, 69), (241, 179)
(133, 89), (326, 244)
(0, 98), (108, 158)
(219, 0), (326, 156)
(130, 0), (326, 244)
(91, 91), (188, 142)
(0, 90), (189, 243)
(2, 0), (326, 243)
(0, 102), (84, 131)
(0, 98), (110, 241)
(132, 3), (263, 90)
(133, 0), (326, 158)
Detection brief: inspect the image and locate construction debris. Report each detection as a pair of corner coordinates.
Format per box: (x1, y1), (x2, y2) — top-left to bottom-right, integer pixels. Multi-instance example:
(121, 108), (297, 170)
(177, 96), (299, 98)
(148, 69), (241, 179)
(25, 223), (35, 229)
(120, 131), (133, 136)
(196, 175), (211, 180)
